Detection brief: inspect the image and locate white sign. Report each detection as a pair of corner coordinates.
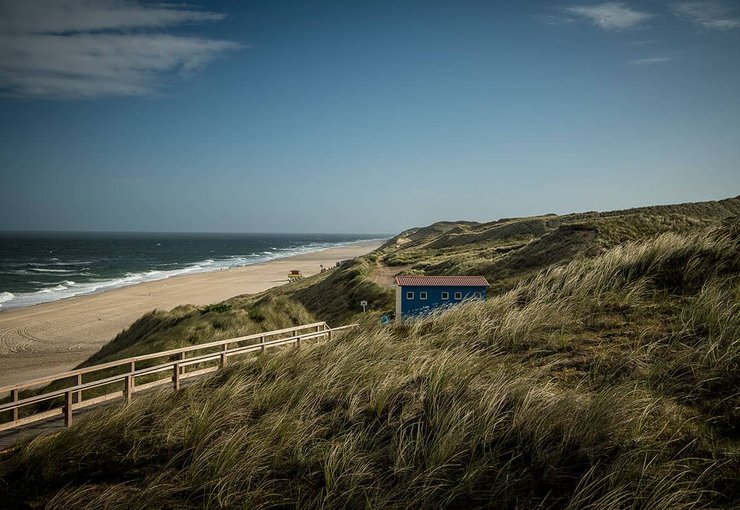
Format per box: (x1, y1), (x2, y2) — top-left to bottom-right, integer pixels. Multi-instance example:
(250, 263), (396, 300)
(360, 300), (368, 312)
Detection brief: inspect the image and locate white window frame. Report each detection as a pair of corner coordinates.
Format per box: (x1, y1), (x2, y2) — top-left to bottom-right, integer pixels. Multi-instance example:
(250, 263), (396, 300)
(419, 291), (428, 300)
(406, 291), (414, 300)
(441, 291), (449, 300)
(454, 291), (463, 300)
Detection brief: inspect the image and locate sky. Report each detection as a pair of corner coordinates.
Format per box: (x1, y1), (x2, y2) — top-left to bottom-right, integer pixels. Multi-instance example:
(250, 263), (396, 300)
(0, 0), (738, 234)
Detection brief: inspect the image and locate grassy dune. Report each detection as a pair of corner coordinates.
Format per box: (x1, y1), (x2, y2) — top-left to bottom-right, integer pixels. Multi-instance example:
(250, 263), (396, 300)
(0, 213), (738, 508)
(82, 295), (315, 367)
(383, 196), (740, 294)
(0, 296), (317, 424)
(287, 254), (394, 325)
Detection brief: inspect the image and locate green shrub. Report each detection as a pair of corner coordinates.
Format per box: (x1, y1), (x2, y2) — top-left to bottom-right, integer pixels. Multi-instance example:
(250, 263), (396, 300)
(200, 303), (232, 314)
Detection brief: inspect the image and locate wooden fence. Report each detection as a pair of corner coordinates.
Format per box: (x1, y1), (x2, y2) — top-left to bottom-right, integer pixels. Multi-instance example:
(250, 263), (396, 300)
(0, 322), (355, 433)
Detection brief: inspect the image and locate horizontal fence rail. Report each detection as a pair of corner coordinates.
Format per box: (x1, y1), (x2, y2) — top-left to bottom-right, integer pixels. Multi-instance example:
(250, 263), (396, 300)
(0, 322), (356, 433)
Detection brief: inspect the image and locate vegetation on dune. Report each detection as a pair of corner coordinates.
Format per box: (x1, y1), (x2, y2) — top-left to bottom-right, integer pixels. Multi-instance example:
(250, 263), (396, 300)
(286, 255), (394, 325)
(381, 196), (740, 295)
(81, 294), (316, 367)
(1, 219), (738, 509)
(0, 296), (319, 420)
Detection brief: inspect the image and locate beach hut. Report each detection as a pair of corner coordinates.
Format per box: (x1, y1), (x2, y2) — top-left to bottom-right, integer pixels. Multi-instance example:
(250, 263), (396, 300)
(394, 275), (489, 318)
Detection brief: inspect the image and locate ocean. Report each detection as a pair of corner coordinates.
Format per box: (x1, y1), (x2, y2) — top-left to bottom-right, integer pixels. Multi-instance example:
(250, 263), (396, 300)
(0, 232), (383, 311)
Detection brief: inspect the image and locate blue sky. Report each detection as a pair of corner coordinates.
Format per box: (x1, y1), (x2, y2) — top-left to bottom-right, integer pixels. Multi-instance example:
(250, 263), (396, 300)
(0, 0), (738, 234)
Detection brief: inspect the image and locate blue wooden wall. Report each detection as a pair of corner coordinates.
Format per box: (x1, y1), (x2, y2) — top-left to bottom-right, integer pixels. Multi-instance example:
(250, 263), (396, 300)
(399, 285), (487, 316)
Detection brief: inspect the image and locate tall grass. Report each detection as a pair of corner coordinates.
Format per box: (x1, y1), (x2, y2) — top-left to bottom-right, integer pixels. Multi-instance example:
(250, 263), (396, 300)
(0, 295), (317, 423)
(287, 256), (394, 324)
(1, 223), (738, 509)
(83, 294), (316, 366)
(383, 197), (740, 296)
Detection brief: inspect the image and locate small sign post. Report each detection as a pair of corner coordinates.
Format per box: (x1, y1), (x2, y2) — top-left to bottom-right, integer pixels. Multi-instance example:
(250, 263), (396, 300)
(360, 300), (368, 313)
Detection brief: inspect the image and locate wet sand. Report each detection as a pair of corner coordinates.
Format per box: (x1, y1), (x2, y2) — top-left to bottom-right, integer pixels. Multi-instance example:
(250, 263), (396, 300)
(0, 241), (383, 386)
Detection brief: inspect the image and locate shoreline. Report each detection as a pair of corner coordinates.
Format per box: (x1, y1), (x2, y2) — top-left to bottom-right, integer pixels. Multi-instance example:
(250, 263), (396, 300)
(0, 240), (383, 386)
(0, 238), (386, 312)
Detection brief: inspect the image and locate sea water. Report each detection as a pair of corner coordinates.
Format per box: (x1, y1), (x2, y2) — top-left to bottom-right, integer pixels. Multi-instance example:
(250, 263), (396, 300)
(0, 232), (383, 310)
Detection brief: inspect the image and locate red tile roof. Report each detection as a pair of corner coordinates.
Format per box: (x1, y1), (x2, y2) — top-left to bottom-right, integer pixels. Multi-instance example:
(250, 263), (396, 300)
(394, 275), (489, 287)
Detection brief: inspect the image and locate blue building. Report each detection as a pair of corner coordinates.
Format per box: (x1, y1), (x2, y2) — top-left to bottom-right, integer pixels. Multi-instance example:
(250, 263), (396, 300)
(394, 275), (489, 318)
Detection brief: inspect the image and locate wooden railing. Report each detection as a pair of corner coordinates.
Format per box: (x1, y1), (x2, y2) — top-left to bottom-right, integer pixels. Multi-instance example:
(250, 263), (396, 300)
(0, 322), (356, 433)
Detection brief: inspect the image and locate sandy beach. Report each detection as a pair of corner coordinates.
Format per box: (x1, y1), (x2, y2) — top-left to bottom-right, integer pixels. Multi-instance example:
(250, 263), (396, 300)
(0, 241), (383, 387)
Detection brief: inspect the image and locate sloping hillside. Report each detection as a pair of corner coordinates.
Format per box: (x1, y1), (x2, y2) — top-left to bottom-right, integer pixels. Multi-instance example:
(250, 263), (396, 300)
(1, 219), (738, 509)
(382, 196), (740, 293)
(80, 295), (315, 367)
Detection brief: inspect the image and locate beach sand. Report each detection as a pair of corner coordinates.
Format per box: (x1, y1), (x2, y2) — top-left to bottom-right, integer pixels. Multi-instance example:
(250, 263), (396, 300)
(0, 241), (383, 387)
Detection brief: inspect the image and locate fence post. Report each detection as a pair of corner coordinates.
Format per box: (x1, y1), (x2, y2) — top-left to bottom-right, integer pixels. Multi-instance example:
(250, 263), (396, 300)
(75, 373), (83, 404)
(11, 388), (18, 422)
(220, 343), (228, 367)
(128, 361), (136, 399)
(173, 363), (181, 391)
(124, 375), (133, 402)
(179, 352), (186, 376)
(64, 391), (73, 427)
(260, 336), (265, 353)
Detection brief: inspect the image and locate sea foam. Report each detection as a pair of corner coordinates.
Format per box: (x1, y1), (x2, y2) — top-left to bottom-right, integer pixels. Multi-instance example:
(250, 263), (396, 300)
(29, 268), (77, 273)
(0, 239), (382, 311)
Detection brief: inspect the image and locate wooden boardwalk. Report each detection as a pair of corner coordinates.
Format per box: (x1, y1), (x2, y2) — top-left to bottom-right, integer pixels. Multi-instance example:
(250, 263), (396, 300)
(0, 322), (354, 451)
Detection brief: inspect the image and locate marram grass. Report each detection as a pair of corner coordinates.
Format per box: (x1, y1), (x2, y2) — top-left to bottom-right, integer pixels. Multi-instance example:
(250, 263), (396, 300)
(1, 222), (739, 509)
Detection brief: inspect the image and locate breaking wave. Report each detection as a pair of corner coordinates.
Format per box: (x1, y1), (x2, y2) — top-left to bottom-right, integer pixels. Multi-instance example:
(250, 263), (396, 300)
(0, 238), (382, 311)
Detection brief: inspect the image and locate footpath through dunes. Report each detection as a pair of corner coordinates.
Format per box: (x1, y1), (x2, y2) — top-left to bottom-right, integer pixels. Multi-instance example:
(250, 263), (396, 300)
(0, 242), (382, 386)
(369, 256), (411, 287)
(0, 221), (738, 509)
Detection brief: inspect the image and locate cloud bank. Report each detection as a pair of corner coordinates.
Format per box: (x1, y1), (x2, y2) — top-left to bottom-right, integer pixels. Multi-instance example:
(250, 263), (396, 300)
(0, 0), (239, 99)
(565, 2), (652, 30)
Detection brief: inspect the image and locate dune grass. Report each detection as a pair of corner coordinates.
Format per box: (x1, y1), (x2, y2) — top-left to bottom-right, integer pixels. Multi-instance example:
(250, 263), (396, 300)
(1, 221), (738, 509)
(284, 255), (394, 325)
(82, 294), (316, 367)
(381, 196), (740, 296)
(0, 295), (318, 425)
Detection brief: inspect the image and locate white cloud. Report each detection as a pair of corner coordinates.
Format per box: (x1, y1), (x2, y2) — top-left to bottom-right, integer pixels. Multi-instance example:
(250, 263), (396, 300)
(631, 57), (672, 65)
(0, 0), (240, 99)
(674, 1), (740, 30)
(565, 2), (653, 30)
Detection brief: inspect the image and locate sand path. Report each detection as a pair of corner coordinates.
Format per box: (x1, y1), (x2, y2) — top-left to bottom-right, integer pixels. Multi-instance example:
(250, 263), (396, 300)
(0, 241), (382, 386)
(369, 256), (412, 287)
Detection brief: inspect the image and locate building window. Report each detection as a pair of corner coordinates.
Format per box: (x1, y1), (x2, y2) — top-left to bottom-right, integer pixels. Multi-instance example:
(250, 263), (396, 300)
(420, 292), (428, 300)
(441, 292), (449, 300)
(406, 291), (414, 300)
(454, 292), (462, 300)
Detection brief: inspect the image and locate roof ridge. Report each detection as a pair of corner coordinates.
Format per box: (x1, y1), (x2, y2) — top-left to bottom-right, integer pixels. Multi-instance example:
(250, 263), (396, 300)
(394, 275), (489, 287)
